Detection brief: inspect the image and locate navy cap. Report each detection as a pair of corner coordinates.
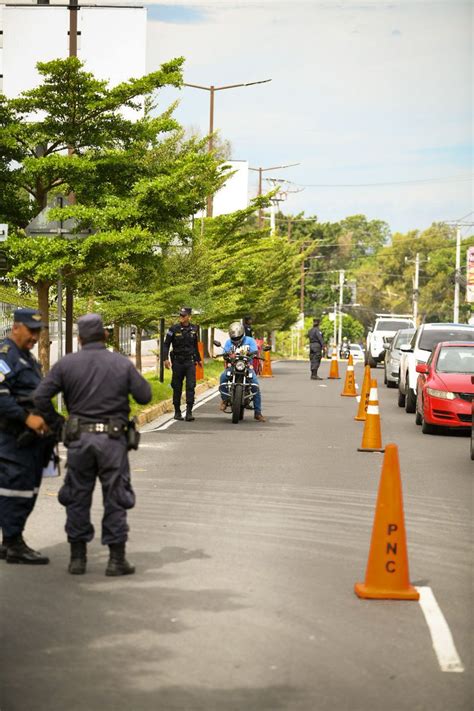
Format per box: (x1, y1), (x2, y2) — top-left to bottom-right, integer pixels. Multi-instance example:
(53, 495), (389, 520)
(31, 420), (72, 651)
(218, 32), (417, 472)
(14, 308), (46, 329)
(77, 313), (105, 341)
(179, 307), (190, 316)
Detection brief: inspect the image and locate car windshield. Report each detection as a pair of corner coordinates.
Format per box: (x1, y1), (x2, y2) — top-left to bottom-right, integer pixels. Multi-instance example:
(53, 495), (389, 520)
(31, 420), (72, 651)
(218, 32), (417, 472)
(436, 346), (474, 374)
(419, 328), (474, 351)
(393, 330), (414, 348)
(374, 320), (412, 331)
(350, 344), (362, 351)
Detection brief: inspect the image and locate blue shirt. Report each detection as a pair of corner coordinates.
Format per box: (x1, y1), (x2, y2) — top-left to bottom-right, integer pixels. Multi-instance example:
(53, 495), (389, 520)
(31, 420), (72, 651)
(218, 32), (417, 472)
(223, 336), (259, 354)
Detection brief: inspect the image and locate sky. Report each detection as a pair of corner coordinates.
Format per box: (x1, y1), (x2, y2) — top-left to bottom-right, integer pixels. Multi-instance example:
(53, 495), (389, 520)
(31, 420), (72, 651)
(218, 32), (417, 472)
(143, 0), (472, 234)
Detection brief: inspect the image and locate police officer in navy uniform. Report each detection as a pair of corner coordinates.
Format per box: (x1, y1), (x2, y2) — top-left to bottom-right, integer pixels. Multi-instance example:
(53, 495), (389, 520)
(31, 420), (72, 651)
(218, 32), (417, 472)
(34, 314), (152, 576)
(243, 315), (253, 338)
(307, 318), (325, 380)
(0, 308), (51, 565)
(163, 307), (201, 422)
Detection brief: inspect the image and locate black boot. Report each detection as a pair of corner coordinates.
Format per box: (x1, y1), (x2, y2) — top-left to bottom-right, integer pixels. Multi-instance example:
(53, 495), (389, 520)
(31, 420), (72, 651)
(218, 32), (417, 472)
(68, 541), (87, 575)
(5, 536), (49, 565)
(105, 542), (135, 577)
(173, 408), (184, 421)
(185, 406), (195, 422)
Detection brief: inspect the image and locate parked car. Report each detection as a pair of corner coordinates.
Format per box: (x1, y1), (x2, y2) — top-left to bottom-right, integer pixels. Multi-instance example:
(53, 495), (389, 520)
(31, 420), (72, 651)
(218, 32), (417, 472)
(398, 323), (474, 413)
(415, 342), (474, 434)
(349, 343), (365, 361)
(365, 314), (415, 367)
(383, 328), (415, 388)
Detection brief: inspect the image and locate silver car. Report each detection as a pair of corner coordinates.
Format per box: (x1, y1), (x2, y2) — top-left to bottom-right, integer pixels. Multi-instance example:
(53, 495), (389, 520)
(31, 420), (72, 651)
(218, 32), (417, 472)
(383, 328), (415, 388)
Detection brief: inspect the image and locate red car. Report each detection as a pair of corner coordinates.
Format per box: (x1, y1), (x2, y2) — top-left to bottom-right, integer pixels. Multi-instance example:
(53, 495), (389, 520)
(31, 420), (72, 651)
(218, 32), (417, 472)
(415, 341), (474, 434)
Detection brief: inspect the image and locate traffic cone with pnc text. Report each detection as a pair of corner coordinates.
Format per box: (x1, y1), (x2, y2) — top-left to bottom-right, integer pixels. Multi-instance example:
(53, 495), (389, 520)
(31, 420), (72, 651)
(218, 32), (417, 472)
(355, 365), (371, 421)
(357, 379), (384, 452)
(327, 347), (340, 380)
(354, 444), (419, 600)
(341, 354), (357, 397)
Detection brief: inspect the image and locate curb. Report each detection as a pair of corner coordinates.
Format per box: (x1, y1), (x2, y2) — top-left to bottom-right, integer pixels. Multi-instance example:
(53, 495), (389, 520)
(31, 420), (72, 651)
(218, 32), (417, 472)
(136, 377), (219, 426)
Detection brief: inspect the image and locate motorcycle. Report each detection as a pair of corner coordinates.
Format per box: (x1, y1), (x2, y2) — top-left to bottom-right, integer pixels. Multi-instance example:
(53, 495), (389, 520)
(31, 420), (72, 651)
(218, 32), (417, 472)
(214, 340), (269, 424)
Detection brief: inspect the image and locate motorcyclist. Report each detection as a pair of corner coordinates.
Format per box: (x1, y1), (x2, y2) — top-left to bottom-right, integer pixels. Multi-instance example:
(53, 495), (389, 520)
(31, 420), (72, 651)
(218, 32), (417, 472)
(219, 322), (266, 422)
(340, 337), (350, 359)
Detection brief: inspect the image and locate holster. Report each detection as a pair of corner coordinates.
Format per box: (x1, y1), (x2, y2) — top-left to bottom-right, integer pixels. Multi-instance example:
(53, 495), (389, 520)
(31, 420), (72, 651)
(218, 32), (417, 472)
(63, 416), (81, 445)
(127, 418), (140, 451)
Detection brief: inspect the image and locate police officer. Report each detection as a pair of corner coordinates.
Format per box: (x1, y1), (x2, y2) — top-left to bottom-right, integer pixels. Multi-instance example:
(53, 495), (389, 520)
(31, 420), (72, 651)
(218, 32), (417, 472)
(34, 314), (152, 576)
(0, 308), (51, 564)
(243, 315), (253, 338)
(163, 307), (201, 422)
(307, 318), (325, 380)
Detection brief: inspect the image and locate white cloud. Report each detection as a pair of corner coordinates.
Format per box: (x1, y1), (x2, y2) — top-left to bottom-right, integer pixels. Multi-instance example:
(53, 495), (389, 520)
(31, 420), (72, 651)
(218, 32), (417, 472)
(146, 1), (473, 231)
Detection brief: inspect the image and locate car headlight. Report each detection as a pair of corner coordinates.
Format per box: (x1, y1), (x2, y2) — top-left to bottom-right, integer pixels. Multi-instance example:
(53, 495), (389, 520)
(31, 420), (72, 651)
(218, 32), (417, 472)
(426, 387), (455, 400)
(235, 361), (246, 372)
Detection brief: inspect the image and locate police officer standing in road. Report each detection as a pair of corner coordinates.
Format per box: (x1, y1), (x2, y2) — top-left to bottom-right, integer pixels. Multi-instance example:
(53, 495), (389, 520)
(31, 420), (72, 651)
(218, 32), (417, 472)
(307, 318), (325, 380)
(243, 315), (254, 338)
(163, 307), (202, 422)
(0, 308), (51, 565)
(34, 314), (152, 576)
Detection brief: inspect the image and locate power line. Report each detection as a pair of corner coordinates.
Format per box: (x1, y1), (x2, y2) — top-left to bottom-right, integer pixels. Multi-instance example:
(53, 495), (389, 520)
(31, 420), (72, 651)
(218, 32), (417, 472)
(291, 175), (473, 188)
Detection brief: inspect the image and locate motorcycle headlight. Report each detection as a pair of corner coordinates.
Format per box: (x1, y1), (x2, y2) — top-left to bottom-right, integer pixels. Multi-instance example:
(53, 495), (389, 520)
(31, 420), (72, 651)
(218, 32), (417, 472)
(235, 361), (246, 372)
(426, 387), (455, 400)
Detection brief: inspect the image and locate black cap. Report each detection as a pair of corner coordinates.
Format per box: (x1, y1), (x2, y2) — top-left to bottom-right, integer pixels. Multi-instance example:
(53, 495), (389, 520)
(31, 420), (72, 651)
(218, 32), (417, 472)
(179, 307), (190, 316)
(77, 313), (105, 341)
(14, 308), (46, 329)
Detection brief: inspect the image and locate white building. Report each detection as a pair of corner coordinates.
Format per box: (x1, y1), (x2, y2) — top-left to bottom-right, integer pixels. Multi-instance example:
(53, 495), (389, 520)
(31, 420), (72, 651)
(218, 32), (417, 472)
(0, 0), (146, 110)
(212, 160), (249, 217)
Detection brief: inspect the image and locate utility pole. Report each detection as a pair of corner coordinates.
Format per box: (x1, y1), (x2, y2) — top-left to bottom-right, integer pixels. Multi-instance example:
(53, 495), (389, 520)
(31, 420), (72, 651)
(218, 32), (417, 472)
(454, 225), (461, 322)
(338, 269), (344, 349)
(183, 79), (271, 217)
(249, 163), (299, 228)
(65, 0), (78, 354)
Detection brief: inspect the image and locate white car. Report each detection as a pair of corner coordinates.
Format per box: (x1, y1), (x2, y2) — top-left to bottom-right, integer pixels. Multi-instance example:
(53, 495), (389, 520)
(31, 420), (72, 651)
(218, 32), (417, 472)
(349, 343), (365, 361)
(365, 315), (415, 367)
(398, 322), (474, 413)
(383, 328), (415, 388)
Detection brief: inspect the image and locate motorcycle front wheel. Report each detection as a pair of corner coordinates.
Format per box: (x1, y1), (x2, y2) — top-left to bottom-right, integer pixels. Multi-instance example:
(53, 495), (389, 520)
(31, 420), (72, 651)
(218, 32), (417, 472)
(232, 383), (244, 424)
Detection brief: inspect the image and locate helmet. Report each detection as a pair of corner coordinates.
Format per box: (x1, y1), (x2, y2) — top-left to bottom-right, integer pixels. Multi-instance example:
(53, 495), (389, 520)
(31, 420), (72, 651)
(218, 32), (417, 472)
(229, 321), (245, 345)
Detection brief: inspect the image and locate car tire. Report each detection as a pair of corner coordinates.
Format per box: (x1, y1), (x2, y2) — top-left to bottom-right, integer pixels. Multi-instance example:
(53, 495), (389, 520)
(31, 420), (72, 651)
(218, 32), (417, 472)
(368, 355), (377, 368)
(471, 425), (474, 460)
(398, 387), (406, 407)
(383, 370), (387, 385)
(387, 379), (397, 389)
(405, 386), (416, 413)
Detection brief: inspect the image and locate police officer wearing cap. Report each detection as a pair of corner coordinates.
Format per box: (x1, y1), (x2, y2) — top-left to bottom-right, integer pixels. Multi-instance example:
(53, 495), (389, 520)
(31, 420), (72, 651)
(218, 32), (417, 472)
(163, 308), (201, 422)
(0, 308), (51, 565)
(34, 313), (152, 576)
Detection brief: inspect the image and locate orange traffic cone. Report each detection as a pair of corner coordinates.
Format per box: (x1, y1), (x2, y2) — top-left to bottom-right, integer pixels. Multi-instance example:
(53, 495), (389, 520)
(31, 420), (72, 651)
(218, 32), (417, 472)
(355, 365), (371, 421)
(357, 379), (384, 452)
(195, 342), (204, 380)
(341, 354), (357, 397)
(354, 444), (419, 600)
(327, 347), (340, 380)
(261, 349), (273, 378)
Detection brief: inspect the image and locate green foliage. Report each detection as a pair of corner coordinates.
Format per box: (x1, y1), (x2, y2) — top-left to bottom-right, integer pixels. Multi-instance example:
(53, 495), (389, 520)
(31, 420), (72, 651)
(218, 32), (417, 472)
(319, 313), (364, 344)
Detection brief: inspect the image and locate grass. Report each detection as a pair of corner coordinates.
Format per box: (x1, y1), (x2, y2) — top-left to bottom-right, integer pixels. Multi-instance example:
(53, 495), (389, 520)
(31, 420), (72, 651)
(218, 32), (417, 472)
(129, 359), (224, 417)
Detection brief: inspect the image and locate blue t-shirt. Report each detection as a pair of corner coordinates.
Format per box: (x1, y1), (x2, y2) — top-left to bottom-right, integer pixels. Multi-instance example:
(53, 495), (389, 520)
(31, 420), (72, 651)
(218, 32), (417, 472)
(223, 335), (258, 354)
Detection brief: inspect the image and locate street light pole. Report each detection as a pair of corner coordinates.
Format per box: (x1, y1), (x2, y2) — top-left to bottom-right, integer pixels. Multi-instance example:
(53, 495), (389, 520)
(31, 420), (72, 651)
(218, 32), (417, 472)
(65, 0), (78, 354)
(454, 225), (461, 322)
(249, 163), (299, 228)
(183, 79), (271, 217)
(338, 269), (345, 350)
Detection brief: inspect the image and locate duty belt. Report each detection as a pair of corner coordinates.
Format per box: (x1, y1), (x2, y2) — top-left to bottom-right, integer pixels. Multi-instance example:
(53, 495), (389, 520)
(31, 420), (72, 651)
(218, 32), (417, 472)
(79, 421), (128, 434)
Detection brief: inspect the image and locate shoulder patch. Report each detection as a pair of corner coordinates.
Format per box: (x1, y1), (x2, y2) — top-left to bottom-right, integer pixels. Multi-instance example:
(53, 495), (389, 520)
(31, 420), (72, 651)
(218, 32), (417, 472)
(167, 329), (174, 336)
(0, 360), (12, 375)
(0, 344), (10, 354)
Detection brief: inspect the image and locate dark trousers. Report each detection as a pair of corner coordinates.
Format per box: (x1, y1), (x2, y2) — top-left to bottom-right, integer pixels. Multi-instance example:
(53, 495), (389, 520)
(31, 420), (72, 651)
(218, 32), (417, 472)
(0, 431), (45, 539)
(59, 433), (134, 545)
(171, 360), (196, 409)
(310, 349), (322, 376)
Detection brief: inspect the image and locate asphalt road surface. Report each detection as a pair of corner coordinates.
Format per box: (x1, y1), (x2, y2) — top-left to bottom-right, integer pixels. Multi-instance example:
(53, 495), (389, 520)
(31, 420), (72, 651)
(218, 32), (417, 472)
(1, 361), (472, 711)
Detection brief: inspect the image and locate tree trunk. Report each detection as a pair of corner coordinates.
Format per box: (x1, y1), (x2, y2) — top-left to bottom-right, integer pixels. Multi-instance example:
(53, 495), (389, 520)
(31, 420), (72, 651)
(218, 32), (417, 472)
(135, 327), (142, 372)
(210, 327), (215, 358)
(113, 323), (120, 352)
(37, 280), (50, 373)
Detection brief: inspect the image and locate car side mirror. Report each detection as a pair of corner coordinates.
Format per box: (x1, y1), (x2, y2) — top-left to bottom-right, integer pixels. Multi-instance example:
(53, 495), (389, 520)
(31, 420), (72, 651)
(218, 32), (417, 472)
(400, 344), (412, 352)
(416, 363), (428, 374)
(383, 344), (390, 350)
(213, 340), (221, 347)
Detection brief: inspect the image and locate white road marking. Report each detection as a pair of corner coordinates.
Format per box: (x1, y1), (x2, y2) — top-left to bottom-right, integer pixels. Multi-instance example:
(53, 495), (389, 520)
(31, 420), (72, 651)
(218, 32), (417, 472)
(416, 586), (465, 673)
(148, 388), (220, 431)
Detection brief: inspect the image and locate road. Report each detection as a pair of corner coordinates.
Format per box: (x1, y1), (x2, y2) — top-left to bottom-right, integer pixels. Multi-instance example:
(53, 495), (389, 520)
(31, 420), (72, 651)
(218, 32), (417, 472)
(1, 360), (472, 711)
